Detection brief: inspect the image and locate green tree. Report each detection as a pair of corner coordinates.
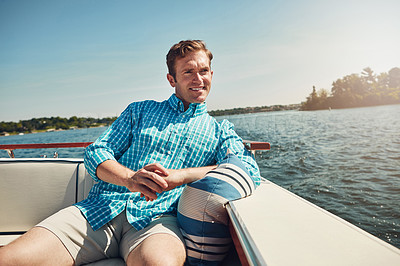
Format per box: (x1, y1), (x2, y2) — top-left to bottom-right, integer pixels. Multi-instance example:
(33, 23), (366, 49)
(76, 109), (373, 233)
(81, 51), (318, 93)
(302, 67), (400, 111)
(361, 67), (376, 92)
(375, 72), (389, 90)
(388, 67), (400, 88)
(301, 86), (329, 110)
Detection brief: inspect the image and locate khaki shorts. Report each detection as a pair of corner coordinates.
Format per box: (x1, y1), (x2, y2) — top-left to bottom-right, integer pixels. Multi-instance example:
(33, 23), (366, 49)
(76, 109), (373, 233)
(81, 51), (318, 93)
(36, 206), (184, 265)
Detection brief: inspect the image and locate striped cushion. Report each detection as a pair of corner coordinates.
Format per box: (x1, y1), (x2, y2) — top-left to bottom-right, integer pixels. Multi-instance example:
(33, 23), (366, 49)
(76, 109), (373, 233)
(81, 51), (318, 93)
(177, 153), (255, 265)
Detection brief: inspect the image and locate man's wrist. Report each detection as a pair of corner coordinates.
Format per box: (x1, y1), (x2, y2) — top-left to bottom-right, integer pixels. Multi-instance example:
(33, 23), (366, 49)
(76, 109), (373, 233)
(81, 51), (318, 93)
(97, 159), (136, 187)
(121, 168), (136, 187)
(180, 165), (216, 184)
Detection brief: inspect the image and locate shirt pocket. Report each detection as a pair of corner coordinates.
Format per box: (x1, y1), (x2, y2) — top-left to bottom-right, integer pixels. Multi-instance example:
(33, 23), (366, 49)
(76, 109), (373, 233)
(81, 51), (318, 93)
(180, 134), (217, 167)
(164, 127), (180, 152)
(137, 126), (172, 155)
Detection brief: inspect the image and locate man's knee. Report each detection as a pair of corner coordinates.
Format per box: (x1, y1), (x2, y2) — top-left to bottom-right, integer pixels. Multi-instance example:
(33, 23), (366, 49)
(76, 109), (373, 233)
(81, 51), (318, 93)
(127, 234), (185, 266)
(139, 252), (184, 266)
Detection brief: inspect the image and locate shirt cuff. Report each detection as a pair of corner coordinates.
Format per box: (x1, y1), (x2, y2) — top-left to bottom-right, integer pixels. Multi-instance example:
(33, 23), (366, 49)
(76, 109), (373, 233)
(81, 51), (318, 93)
(85, 148), (116, 182)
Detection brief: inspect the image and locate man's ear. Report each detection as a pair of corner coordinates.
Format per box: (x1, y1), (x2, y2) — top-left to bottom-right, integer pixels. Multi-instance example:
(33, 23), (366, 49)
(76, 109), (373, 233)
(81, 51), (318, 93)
(167, 73), (176, 87)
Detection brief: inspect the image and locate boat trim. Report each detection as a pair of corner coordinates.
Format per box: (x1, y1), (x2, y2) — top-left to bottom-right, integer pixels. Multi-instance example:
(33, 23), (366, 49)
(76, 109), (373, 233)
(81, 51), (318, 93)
(226, 202), (267, 266)
(0, 231), (26, 235)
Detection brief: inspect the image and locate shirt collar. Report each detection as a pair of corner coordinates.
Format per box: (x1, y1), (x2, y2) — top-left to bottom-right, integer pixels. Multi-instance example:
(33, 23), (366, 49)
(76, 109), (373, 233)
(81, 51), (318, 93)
(167, 94), (208, 117)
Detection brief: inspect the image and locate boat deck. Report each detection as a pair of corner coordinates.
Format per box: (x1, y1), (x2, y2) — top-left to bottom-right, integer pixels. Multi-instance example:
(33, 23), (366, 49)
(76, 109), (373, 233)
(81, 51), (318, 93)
(227, 180), (400, 265)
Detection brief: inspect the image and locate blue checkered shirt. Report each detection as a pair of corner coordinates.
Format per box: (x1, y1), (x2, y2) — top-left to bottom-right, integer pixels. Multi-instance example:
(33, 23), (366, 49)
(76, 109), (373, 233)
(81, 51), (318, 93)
(76, 94), (260, 231)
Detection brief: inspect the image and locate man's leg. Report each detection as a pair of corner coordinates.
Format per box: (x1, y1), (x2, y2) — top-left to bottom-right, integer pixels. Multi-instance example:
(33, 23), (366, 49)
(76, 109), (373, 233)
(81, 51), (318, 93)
(0, 227), (74, 266)
(0, 206), (123, 265)
(126, 233), (186, 266)
(120, 215), (186, 266)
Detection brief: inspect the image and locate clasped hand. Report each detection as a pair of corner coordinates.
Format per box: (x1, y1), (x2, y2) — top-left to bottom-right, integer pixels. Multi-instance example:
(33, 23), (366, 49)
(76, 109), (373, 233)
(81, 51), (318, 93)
(125, 163), (184, 202)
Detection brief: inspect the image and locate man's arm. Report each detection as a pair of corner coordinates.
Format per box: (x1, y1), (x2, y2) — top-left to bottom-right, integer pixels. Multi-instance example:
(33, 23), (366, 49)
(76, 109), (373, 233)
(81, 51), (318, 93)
(217, 119), (261, 185)
(96, 159), (215, 201)
(162, 165), (216, 190)
(84, 104), (137, 182)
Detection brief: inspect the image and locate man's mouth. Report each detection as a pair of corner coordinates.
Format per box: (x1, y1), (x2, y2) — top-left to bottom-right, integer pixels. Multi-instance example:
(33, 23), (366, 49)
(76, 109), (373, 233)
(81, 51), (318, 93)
(190, 87), (205, 91)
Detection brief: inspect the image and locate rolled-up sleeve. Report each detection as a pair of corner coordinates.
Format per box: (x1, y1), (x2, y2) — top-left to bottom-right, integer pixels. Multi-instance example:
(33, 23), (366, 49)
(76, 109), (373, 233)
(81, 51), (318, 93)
(84, 104), (136, 181)
(216, 119), (261, 187)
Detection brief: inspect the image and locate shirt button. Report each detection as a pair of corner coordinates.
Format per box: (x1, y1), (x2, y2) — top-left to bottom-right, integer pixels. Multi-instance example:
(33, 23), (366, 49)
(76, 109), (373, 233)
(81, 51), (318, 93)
(167, 151), (172, 155)
(129, 200), (133, 203)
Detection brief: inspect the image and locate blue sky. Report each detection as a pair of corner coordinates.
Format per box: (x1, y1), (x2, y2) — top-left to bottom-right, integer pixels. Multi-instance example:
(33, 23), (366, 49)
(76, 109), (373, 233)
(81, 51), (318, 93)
(1, 0), (399, 122)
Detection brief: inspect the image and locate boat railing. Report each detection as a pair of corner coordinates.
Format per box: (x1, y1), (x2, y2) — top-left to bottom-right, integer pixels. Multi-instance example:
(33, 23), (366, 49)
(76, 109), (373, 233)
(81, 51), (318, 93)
(0, 140), (270, 158)
(0, 142), (93, 158)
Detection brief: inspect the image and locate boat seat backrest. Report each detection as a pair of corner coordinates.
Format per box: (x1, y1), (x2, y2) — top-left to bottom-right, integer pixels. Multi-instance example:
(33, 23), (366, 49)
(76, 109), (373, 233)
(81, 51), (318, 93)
(0, 159), (95, 233)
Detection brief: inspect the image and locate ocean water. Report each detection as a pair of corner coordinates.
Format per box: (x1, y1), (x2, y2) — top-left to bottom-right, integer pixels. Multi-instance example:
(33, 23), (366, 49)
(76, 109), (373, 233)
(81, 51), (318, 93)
(216, 104), (400, 249)
(1, 105), (399, 248)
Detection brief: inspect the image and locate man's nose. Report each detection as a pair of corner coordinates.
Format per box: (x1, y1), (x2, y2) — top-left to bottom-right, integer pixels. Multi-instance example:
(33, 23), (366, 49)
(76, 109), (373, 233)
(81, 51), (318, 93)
(192, 72), (202, 82)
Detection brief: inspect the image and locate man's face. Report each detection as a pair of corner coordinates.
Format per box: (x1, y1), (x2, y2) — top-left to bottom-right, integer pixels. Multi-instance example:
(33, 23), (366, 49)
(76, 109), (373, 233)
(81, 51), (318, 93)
(167, 50), (213, 110)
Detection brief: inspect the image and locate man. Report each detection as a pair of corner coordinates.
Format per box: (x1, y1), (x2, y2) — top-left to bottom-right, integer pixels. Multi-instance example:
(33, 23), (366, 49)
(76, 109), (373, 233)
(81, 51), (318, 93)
(0, 40), (260, 265)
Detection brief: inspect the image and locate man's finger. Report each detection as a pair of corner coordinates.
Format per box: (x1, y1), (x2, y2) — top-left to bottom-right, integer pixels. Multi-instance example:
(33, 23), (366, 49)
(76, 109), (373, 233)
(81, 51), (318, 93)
(140, 172), (168, 193)
(137, 184), (157, 201)
(144, 163), (169, 177)
(140, 168), (168, 189)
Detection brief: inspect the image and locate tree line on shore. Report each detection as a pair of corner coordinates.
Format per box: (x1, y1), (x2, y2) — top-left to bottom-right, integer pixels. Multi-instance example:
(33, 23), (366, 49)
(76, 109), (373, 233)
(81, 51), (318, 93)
(208, 104), (301, 116)
(300, 67), (400, 110)
(0, 116), (117, 135)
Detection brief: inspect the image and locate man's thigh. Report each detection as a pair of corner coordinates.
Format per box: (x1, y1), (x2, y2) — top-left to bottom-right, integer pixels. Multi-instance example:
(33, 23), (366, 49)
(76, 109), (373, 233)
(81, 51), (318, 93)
(37, 206), (122, 265)
(0, 226), (74, 266)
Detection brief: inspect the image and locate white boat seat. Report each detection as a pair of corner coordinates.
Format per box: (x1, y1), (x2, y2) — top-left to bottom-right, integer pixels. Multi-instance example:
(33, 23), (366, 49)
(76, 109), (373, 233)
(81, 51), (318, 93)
(0, 158), (94, 245)
(0, 158), (240, 265)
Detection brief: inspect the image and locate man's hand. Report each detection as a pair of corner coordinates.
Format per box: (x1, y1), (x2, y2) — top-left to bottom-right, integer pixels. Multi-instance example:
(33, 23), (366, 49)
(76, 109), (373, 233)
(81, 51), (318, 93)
(134, 165), (217, 201)
(160, 169), (186, 191)
(96, 160), (169, 201)
(125, 163), (169, 201)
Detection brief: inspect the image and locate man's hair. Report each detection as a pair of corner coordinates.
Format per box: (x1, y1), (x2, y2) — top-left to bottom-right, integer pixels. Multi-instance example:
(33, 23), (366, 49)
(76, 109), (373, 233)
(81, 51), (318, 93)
(166, 40), (213, 80)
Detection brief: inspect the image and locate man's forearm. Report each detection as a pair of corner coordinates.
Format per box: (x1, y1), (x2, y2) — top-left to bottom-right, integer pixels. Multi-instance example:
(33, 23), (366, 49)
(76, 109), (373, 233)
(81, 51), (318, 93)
(96, 159), (135, 187)
(164, 165), (216, 190)
(179, 165), (216, 184)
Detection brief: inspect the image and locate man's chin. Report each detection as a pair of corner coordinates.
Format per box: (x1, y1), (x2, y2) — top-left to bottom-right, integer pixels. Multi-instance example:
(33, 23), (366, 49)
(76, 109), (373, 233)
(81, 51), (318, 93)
(195, 92), (209, 102)
(193, 96), (207, 104)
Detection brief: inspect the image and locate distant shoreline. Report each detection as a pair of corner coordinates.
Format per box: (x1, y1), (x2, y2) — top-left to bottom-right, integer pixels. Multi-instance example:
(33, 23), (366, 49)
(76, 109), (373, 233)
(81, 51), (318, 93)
(208, 103), (301, 116)
(0, 116), (115, 136)
(0, 125), (107, 137)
